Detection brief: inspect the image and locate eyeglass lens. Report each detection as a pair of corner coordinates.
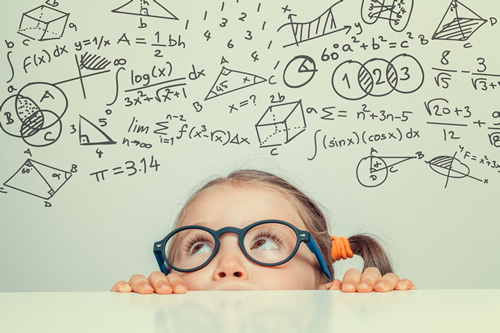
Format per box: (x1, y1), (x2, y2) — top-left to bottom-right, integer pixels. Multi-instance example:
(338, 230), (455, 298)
(165, 223), (299, 271)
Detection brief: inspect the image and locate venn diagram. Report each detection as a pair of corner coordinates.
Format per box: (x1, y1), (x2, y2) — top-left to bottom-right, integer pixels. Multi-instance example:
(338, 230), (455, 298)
(0, 82), (68, 147)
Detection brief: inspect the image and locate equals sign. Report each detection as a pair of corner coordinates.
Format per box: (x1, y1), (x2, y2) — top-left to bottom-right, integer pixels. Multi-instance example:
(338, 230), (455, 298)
(240, 100), (249, 107)
(83, 39), (91, 46)
(136, 38), (147, 45)
(338, 110), (347, 118)
(389, 42), (397, 48)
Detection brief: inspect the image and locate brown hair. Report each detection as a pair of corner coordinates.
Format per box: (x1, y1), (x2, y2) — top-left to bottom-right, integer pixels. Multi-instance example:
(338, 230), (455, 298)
(170, 169), (393, 284)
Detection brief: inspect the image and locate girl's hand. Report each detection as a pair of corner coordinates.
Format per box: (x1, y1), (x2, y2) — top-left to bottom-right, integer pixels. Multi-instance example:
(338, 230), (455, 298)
(324, 267), (416, 292)
(111, 272), (187, 294)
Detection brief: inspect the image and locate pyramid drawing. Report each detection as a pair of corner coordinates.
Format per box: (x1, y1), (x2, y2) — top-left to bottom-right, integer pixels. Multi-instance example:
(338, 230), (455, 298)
(112, 0), (178, 20)
(204, 67), (267, 101)
(4, 159), (72, 199)
(79, 115), (116, 145)
(433, 0), (486, 41)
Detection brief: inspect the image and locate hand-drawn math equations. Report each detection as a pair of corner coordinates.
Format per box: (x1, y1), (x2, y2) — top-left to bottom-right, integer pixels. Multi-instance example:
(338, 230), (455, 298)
(1, 0), (499, 291)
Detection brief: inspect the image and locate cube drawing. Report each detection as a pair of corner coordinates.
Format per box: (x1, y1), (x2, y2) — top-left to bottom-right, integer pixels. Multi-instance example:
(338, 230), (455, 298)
(18, 5), (69, 41)
(255, 100), (306, 147)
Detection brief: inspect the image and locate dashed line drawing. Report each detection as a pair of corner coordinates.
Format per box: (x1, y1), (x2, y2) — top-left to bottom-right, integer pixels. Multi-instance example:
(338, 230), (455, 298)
(205, 67), (267, 101)
(3, 159), (72, 200)
(426, 153), (483, 188)
(255, 100), (306, 147)
(18, 5), (69, 41)
(356, 148), (417, 187)
(79, 115), (116, 146)
(361, 0), (414, 32)
(0, 82), (68, 147)
(432, 0), (487, 41)
(277, 1), (351, 48)
(112, 0), (178, 20)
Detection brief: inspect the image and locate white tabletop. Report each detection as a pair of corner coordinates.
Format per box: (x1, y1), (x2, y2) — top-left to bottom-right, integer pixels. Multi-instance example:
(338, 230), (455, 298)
(0, 290), (498, 332)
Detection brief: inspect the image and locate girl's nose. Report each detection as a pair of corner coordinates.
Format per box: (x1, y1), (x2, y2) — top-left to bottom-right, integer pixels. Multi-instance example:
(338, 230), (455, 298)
(212, 235), (249, 280)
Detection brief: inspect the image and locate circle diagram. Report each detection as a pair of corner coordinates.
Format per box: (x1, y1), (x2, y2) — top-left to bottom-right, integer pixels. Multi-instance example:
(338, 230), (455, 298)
(0, 82), (68, 147)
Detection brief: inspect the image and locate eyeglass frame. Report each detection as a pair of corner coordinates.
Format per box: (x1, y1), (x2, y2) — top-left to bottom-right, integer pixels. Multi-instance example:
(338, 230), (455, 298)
(153, 219), (332, 282)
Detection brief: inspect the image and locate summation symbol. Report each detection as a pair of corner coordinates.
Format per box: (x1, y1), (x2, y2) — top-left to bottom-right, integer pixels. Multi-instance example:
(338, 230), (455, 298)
(18, 5), (69, 41)
(426, 152), (483, 188)
(432, 0), (487, 41)
(356, 148), (418, 187)
(277, 1), (351, 48)
(361, 0), (413, 32)
(3, 159), (72, 200)
(0, 82), (68, 147)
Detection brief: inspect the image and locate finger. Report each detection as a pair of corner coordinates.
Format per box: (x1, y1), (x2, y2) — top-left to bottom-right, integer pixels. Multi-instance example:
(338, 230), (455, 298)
(329, 279), (342, 290)
(341, 268), (362, 293)
(374, 273), (400, 292)
(166, 273), (188, 294)
(111, 281), (133, 293)
(129, 274), (154, 294)
(357, 267), (383, 293)
(395, 278), (416, 290)
(148, 271), (173, 294)
(318, 279), (341, 290)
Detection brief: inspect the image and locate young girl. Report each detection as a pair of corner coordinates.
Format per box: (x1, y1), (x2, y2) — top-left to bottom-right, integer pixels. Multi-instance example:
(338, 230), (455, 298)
(112, 170), (415, 294)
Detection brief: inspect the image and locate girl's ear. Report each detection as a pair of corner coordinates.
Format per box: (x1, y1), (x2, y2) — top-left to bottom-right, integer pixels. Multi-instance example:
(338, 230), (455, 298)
(318, 279), (342, 290)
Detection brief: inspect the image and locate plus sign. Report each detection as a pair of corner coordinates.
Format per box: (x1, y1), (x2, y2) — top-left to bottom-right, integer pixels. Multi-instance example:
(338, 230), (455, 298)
(473, 119), (486, 127)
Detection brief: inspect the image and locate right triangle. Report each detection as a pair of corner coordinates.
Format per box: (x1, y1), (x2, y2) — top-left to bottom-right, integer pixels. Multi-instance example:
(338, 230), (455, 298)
(79, 115), (116, 145)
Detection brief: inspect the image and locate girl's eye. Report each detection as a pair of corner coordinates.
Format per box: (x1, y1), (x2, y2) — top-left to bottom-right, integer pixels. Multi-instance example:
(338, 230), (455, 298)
(189, 242), (213, 255)
(251, 236), (281, 250)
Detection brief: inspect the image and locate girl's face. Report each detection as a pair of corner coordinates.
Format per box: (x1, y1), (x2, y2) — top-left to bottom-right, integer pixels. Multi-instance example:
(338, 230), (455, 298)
(174, 183), (322, 290)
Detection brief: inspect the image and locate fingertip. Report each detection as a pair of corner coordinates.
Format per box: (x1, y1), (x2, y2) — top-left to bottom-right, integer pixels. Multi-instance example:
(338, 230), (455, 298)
(357, 282), (373, 293)
(341, 283), (356, 293)
(156, 283), (173, 295)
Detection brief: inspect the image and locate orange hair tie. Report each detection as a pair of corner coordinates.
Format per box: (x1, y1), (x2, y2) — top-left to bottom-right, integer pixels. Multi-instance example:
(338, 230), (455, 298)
(330, 236), (353, 262)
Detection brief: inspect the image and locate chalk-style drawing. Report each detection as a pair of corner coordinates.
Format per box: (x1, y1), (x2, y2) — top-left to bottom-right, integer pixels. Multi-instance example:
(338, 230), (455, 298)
(277, 1), (350, 47)
(331, 54), (424, 100)
(79, 115), (116, 146)
(255, 100), (306, 147)
(205, 67), (267, 101)
(361, 0), (413, 32)
(356, 148), (417, 187)
(79, 52), (111, 71)
(18, 5), (69, 41)
(426, 153), (483, 188)
(0, 82), (68, 147)
(283, 55), (317, 88)
(112, 0), (178, 20)
(432, 0), (487, 41)
(3, 159), (72, 200)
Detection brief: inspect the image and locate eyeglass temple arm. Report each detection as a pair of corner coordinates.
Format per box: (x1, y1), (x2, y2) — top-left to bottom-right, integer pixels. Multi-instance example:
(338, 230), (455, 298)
(153, 242), (169, 275)
(305, 237), (332, 282)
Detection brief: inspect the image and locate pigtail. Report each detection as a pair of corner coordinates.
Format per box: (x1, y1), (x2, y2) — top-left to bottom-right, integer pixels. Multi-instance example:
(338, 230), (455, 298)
(347, 234), (393, 276)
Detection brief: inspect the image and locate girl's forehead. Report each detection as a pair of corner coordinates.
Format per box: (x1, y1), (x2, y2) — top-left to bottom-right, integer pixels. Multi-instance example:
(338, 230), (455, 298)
(179, 182), (307, 230)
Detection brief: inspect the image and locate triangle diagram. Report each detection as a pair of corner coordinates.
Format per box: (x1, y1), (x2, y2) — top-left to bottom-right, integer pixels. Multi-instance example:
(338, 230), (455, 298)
(205, 67), (267, 101)
(112, 0), (178, 20)
(4, 159), (72, 199)
(79, 115), (116, 145)
(432, 0), (486, 41)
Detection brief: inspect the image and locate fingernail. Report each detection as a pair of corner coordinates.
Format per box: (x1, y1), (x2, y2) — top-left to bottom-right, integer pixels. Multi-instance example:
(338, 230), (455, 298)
(174, 285), (186, 293)
(158, 284), (171, 292)
(377, 282), (387, 289)
(141, 283), (153, 291)
(344, 283), (355, 290)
